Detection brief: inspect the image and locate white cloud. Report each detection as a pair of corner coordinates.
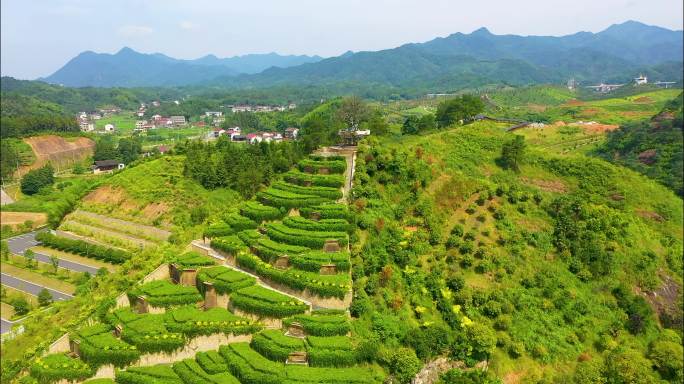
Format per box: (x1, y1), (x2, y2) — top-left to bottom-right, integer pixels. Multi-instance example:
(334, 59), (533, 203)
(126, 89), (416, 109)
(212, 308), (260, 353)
(179, 21), (196, 30)
(117, 25), (154, 38)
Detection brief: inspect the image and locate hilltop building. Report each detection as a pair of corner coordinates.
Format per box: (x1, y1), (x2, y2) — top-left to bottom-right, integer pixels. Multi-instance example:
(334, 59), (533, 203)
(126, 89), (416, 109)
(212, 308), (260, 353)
(634, 74), (648, 85)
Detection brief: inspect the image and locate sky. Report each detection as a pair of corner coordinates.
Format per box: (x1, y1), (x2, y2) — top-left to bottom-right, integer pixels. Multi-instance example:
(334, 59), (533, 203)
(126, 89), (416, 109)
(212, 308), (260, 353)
(1, 0), (683, 79)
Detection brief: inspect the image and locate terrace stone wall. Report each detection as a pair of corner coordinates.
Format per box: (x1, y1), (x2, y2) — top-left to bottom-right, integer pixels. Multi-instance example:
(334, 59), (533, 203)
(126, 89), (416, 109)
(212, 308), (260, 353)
(45, 333), (70, 355)
(115, 292), (130, 308)
(142, 263), (171, 284)
(134, 333), (252, 367)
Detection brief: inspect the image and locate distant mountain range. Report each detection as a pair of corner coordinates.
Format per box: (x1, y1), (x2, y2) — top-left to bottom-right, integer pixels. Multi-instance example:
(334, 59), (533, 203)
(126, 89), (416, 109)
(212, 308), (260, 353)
(42, 48), (323, 87)
(42, 21), (683, 90)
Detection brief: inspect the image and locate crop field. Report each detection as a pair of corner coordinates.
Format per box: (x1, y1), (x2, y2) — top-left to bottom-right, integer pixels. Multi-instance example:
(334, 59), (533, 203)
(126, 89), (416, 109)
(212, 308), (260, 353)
(95, 114), (137, 133)
(22, 152), (380, 383)
(0, 211), (48, 230)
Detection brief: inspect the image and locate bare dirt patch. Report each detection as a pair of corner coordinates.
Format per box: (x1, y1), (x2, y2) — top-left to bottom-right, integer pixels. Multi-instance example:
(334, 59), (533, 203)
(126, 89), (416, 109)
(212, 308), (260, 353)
(0, 211), (48, 229)
(521, 177), (567, 193)
(503, 371), (524, 384)
(563, 99), (585, 106)
(16, 135), (94, 177)
(636, 209), (665, 222)
(633, 96), (653, 104)
(83, 185), (127, 205)
(636, 272), (682, 329)
(637, 149), (657, 165)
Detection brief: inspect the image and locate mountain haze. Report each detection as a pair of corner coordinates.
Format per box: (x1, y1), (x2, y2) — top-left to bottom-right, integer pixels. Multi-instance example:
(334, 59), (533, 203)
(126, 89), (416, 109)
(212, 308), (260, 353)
(44, 21), (683, 91)
(42, 48), (322, 87)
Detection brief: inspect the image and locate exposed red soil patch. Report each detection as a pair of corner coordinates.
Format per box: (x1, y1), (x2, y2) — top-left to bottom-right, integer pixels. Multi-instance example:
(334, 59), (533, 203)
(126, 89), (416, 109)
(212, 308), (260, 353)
(16, 135), (94, 177)
(575, 123), (619, 134)
(404, 226), (418, 232)
(503, 371), (524, 384)
(83, 185), (127, 205)
(563, 99), (585, 106)
(637, 149), (657, 165)
(0, 211), (48, 229)
(620, 111), (651, 118)
(521, 177), (567, 193)
(636, 209), (665, 222)
(633, 96), (653, 104)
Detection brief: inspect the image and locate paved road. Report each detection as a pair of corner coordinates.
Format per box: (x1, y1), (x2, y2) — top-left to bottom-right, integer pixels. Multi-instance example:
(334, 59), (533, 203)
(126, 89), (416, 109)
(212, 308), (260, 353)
(7, 230), (100, 275)
(1, 318), (13, 334)
(1, 273), (73, 301)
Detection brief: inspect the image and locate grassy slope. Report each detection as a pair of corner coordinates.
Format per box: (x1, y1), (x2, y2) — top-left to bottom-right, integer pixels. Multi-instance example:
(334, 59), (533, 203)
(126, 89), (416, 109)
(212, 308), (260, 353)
(352, 121), (682, 381)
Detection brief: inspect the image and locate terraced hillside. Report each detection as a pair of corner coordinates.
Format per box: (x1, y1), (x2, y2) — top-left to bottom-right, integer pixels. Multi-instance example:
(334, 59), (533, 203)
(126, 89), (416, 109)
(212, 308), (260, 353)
(26, 151), (385, 383)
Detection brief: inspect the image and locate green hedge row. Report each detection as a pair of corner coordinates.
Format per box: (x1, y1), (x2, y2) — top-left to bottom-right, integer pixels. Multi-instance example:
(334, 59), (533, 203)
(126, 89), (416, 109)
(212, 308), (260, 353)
(271, 181), (342, 200)
(289, 251), (351, 273)
(308, 155), (346, 162)
(257, 188), (328, 210)
(30, 353), (94, 383)
(115, 365), (183, 384)
(283, 313), (351, 336)
(219, 343), (281, 384)
(250, 329), (305, 362)
(237, 230), (262, 246)
(224, 213), (258, 232)
(283, 216), (351, 233)
(239, 201), (286, 223)
(251, 237), (309, 262)
(196, 351), (228, 375)
(36, 231), (130, 264)
(170, 251), (216, 268)
(306, 335), (357, 367)
(127, 280), (202, 308)
(297, 159), (346, 174)
(196, 266), (256, 295)
(265, 223), (348, 249)
(114, 311), (185, 354)
(211, 235), (247, 255)
(173, 359), (240, 384)
(74, 324), (140, 368)
(284, 170), (345, 188)
(300, 204), (352, 221)
(204, 223), (234, 239)
(165, 306), (261, 338)
(230, 285), (308, 318)
(236, 252), (351, 299)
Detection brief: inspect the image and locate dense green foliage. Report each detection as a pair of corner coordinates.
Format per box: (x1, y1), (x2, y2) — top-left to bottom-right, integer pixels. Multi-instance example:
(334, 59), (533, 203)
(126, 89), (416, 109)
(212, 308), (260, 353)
(195, 266), (256, 295)
(182, 137), (306, 198)
(20, 164), (55, 195)
(29, 353), (94, 383)
(230, 285), (308, 318)
(36, 231), (130, 263)
(127, 280), (202, 308)
(435, 95), (485, 127)
(598, 92), (683, 196)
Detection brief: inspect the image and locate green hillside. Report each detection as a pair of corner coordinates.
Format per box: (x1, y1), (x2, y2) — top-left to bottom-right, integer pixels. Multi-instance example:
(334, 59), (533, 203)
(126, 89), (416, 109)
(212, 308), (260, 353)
(349, 121), (683, 382)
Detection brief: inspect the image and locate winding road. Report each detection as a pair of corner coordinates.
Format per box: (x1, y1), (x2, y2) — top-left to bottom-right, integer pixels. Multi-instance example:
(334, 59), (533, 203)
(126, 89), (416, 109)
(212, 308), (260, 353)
(0, 273), (73, 301)
(6, 230), (100, 275)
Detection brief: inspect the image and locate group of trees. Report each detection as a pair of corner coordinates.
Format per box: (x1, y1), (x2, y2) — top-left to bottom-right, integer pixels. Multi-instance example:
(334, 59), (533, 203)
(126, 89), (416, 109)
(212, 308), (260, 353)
(182, 137), (307, 198)
(401, 94), (484, 135)
(20, 164), (55, 195)
(94, 136), (142, 164)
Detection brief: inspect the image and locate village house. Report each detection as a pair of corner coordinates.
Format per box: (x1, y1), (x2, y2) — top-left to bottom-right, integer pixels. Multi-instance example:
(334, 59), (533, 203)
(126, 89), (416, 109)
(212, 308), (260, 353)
(205, 111), (223, 117)
(284, 127), (299, 140)
(151, 101), (160, 107)
(170, 115), (186, 127)
(79, 120), (95, 132)
(104, 123), (115, 133)
(152, 114), (162, 121)
(92, 160), (124, 174)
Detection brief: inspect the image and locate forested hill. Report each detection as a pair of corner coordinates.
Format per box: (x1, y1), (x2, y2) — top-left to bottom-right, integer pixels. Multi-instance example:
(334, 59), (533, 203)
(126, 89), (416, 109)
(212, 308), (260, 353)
(598, 92), (684, 196)
(217, 20), (682, 93)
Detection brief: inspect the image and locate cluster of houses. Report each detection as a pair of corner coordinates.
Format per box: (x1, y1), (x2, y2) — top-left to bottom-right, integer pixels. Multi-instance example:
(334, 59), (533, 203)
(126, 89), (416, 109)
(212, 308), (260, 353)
(211, 126), (300, 144)
(134, 115), (187, 132)
(578, 74), (677, 93)
(77, 109), (121, 133)
(229, 103), (296, 113)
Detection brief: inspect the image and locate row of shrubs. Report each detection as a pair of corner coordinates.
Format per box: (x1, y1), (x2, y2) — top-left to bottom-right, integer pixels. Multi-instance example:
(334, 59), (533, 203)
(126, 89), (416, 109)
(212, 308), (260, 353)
(173, 358), (239, 384)
(36, 231), (130, 264)
(271, 181), (342, 200)
(283, 311), (351, 336)
(239, 201), (286, 223)
(127, 280), (202, 308)
(298, 158), (347, 174)
(236, 252), (351, 299)
(284, 170), (345, 188)
(219, 343), (380, 384)
(196, 266), (256, 295)
(230, 285), (308, 318)
(251, 330), (357, 367)
(116, 364), (182, 384)
(170, 251), (216, 268)
(289, 251), (351, 273)
(224, 213), (258, 232)
(251, 237), (309, 262)
(283, 216), (351, 233)
(257, 188), (328, 210)
(300, 204), (352, 221)
(211, 235), (247, 255)
(73, 324), (140, 368)
(204, 222), (234, 239)
(265, 222), (348, 249)
(30, 353), (94, 383)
